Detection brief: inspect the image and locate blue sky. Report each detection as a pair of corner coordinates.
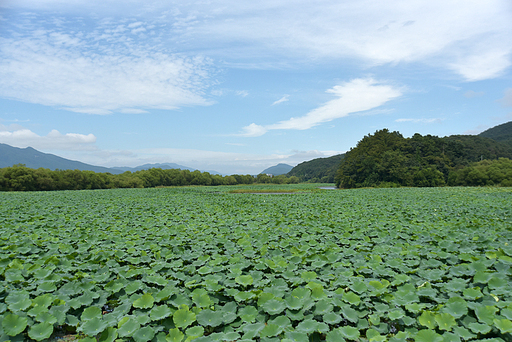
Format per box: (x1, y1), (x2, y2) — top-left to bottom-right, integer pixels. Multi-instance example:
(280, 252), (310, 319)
(1, 0), (511, 175)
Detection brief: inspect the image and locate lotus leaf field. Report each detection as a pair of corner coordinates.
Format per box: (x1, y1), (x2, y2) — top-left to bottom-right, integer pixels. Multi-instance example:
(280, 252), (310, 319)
(1, 185), (512, 342)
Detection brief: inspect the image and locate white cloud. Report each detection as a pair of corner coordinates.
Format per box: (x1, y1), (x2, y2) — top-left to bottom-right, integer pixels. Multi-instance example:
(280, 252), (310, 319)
(498, 88), (512, 107)
(0, 23), (214, 115)
(236, 90), (249, 97)
(0, 128), (97, 150)
(272, 95), (289, 106)
(239, 78), (401, 136)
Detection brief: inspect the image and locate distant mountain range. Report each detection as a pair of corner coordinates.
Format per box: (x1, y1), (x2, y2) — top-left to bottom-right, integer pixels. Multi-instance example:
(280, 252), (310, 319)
(0, 144), (221, 175)
(260, 163), (293, 175)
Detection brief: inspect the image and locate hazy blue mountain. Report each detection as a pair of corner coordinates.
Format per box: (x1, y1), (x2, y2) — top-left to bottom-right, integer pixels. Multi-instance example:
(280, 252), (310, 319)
(112, 163), (194, 172)
(0, 143), (122, 174)
(261, 163), (293, 175)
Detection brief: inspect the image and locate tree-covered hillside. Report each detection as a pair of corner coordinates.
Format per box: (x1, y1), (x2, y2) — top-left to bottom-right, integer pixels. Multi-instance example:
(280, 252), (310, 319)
(335, 129), (512, 188)
(287, 154), (344, 183)
(478, 120), (512, 147)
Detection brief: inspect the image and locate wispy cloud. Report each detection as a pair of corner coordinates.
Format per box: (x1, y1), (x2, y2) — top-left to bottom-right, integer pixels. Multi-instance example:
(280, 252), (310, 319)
(0, 17), (215, 115)
(238, 78), (402, 137)
(272, 95), (289, 106)
(236, 90), (249, 97)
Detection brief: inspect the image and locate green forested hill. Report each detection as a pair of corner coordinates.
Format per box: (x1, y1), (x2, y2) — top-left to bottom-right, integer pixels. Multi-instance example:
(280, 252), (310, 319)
(287, 154), (344, 182)
(478, 121), (512, 146)
(335, 129), (512, 188)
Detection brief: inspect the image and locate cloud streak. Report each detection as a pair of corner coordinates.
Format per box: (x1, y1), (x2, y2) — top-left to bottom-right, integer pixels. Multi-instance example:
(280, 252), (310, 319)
(0, 128), (97, 150)
(272, 95), (289, 106)
(239, 78), (402, 137)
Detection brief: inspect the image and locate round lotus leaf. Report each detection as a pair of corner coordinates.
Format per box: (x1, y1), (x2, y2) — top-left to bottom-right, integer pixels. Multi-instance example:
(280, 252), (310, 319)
(468, 322), (491, 334)
(474, 305), (497, 325)
(414, 329), (443, 342)
(444, 278), (468, 292)
(37, 281), (57, 292)
(260, 323), (283, 338)
(261, 299), (286, 315)
(493, 318), (512, 334)
(167, 328), (184, 342)
(197, 309), (223, 327)
(150, 305), (172, 321)
(326, 328), (347, 342)
(145, 275), (168, 286)
(342, 291), (361, 306)
(132, 326), (156, 342)
(463, 287), (483, 300)
(222, 331), (240, 341)
(285, 331), (309, 342)
(442, 297), (468, 319)
(235, 275), (254, 286)
(99, 327), (118, 342)
(32, 294), (54, 308)
(435, 313), (456, 331)
(185, 326), (204, 340)
(28, 322), (54, 341)
(154, 287), (174, 302)
(295, 319), (318, 334)
(388, 308), (405, 320)
(35, 311), (57, 324)
(405, 303), (427, 314)
(81, 306), (102, 321)
(125, 280), (143, 294)
(239, 305), (258, 323)
(300, 271), (317, 282)
(173, 307), (196, 328)
(2, 313), (28, 336)
(133, 293), (155, 309)
(418, 311), (437, 330)
(323, 312), (342, 324)
(80, 317), (108, 336)
(117, 317), (140, 337)
(9, 297), (33, 312)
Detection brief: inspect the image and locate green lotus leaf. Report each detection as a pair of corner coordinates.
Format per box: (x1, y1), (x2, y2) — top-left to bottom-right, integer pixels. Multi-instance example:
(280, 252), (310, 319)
(391, 273), (410, 286)
(501, 308), (512, 320)
(145, 275), (168, 286)
(295, 319), (318, 333)
(191, 288), (213, 308)
(285, 331), (309, 342)
(342, 291), (361, 306)
(66, 314), (80, 326)
(118, 317), (140, 337)
(32, 294), (54, 308)
(314, 299), (333, 315)
(307, 282), (327, 300)
(80, 317), (108, 336)
(99, 327), (118, 342)
(463, 287), (483, 300)
(167, 328), (184, 342)
(235, 275), (254, 286)
(366, 328), (386, 342)
(133, 293), (155, 309)
(125, 280), (143, 294)
(323, 312), (342, 324)
(261, 299), (286, 315)
(474, 305), (497, 325)
(443, 297), (468, 318)
(414, 329), (443, 342)
(81, 306), (102, 321)
(301, 271), (317, 281)
(444, 278), (468, 292)
(28, 322), (54, 341)
(260, 323), (283, 338)
(493, 318), (512, 333)
(350, 280), (367, 294)
(132, 326), (156, 342)
(239, 305), (258, 323)
(339, 326), (360, 340)
(37, 281), (57, 292)
(173, 306), (196, 328)
(197, 309), (223, 327)
(326, 328), (347, 342)
(185, 326), (204, 340)
(340, 306), (359, 323)
(234, 290), (256, 302)
(150, 305), (172, 321)
(441, 332), (460, 342)
(405, 303), (427, 314)
(104, 279), (126, 293)
(35, 311), (57, 324)
(418, 311), (437, 329)
(285, 295), (304, 310)
(473, 271), (492, 283)
(435, 313), (456, 331)
(2, 313), (28, 336)
(222, 331), (240, 341)
(452, 326), (475, 340)
(9, 297), (33, 312)
(388, 308), (405, 320)
(154, 287), (174, 302)
(468, 322), (491, 334)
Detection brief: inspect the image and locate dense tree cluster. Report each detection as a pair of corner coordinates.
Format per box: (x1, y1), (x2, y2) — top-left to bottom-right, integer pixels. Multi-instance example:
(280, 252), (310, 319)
(0, 165), (300, 191)
(335, 129), (512, 188)
(287, 154), (344, 183)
